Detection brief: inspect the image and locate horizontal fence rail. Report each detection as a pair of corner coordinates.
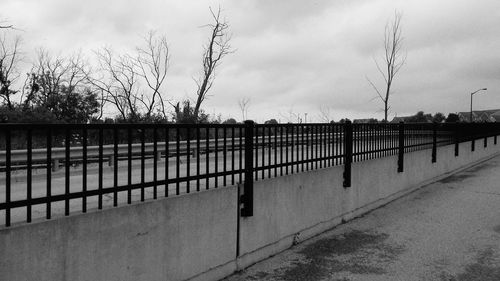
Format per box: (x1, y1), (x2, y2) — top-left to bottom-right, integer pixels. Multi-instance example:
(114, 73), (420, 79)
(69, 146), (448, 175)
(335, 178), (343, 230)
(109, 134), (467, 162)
(1, 121), (500, 226)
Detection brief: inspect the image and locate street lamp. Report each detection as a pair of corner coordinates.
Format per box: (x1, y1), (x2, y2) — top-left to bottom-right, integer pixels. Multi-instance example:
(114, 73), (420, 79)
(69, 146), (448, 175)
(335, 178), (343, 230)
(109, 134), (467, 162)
(470, 88), (487, 122)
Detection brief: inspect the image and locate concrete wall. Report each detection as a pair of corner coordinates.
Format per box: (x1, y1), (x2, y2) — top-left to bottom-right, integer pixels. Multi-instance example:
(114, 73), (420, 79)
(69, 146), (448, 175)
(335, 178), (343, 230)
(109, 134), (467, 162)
(1, 138), (499, 281)
(0, 187), (238, 281)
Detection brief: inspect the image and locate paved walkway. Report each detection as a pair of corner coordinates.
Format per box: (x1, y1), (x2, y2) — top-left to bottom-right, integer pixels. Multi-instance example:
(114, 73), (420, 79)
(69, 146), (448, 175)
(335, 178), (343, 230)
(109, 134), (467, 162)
(224, 155), (500, 281)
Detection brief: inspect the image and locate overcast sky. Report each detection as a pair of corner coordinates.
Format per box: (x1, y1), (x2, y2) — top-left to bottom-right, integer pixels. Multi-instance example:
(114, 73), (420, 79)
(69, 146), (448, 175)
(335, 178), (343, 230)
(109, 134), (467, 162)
(2, 0), (500, 122)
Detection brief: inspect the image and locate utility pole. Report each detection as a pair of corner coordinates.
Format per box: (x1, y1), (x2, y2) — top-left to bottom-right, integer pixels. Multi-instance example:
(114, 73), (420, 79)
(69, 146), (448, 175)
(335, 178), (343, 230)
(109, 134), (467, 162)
(470, 88), (487, 122)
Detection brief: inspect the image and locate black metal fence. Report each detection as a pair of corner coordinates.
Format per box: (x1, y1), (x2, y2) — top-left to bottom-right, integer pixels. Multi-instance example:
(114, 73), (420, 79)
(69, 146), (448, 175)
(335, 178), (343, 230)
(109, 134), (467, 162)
(1, 121), (499, 226)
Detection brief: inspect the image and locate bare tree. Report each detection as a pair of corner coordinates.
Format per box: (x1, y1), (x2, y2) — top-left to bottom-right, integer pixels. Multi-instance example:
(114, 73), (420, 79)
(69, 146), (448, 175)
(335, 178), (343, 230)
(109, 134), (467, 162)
(279, 105), (301, 123)
(193, 6), (233, 120)
(238, 97), (250, 121)
(25, 49), (89, 106)
(136, 31), (170, 119)
(367, 12), (406, 122)
(90, 47), (140, 120)
(89, 31), (170, 121)
(318, 105), (332, 123)
(21, 49), (101, 122)
(0, 33), (21, 109)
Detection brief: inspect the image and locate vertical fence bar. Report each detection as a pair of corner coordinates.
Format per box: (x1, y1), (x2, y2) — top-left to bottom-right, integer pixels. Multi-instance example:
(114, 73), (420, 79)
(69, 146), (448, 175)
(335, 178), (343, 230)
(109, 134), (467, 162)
(27, 128), (32, 222)
(432, 123), (437, 163)
(254, 127), (258, 180)
(65, 128), (71, 216)
(113, 127), (118, 206)
(385, 124), (389, 157)
(315, 126), (318, 169)
(324, 125), (328, 166)
(280, 126), (283, 176)
(46, 128), (52, 219)
(206, 127), (210, 189)
(301, 125), (305, 171)
(319, 125), (323, 167)
(165, 127), (170, 197)
(5, 128), (11, 226)
(275, 125), (278, 176)
(454, 124), (459, 157)
(153, 127), (158, 199)
(186, 128), (191, 192)
(360, 124), (364, 160)
(268, 126), (272, 178)
(343, 121), (353, 188)
(335, 125), (339, 165)
(176, 127), (180, 194)
(231, 127), (235, 184)
(328, 124), (332, 166)
(241, 120), (254, 217)
(128, 127), (132, 203)
(98, 128), (103, 209)
(379, 124), (383, 157)
(285, 126), (289, 174)
(371, 124), (375, 159)
(380, 123), (387, 157)
(198, 127), (201, 190)
(260, 127), (266, 179)
(398, 122), (404, 173)
(141, 128), (145, 201)
(82, 127), (87, 212)
(356, 124), (360, 162)
(471, 125), (475, 152)
(290, 125), (294, 174)
(215, 127), (219, 187)
(307, 125), (311, 170)
(370, 124), (374, 158)
(484, 134), (487, 148)
(239, 127), (243, 183)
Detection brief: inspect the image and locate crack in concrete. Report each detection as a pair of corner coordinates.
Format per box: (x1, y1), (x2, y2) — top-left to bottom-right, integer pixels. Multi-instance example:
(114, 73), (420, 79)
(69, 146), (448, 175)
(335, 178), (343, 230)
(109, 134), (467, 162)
(466, 190), (500, 197)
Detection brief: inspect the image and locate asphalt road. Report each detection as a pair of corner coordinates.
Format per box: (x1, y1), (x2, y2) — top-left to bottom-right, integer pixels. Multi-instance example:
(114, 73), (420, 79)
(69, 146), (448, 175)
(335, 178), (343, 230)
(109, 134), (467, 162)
(223, 155), (500, 281)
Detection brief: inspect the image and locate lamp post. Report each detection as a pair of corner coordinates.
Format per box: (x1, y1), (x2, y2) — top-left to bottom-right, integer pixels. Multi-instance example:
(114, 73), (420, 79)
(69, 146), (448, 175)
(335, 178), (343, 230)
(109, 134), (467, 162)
(470, 88), (487, 122)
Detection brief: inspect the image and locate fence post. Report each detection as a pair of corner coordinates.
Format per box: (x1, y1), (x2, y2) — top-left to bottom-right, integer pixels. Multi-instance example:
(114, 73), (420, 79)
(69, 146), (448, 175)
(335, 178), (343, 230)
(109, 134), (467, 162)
(432, 122), (437, 163)
(454, 123), (459, 156)
(343, 120), (353, 188)
(470, 123), (475, 151)
(484, 131), (488, 148)
(241, 120), (254, 217)
(398, 122), (404, 173)
(5, 127), (11, 227)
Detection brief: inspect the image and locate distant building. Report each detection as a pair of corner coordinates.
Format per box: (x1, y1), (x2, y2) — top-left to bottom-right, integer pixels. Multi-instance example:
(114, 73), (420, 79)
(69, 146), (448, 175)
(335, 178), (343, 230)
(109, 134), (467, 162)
(390, 116), (413, 123)
(457, 109), (500, 123)
(353, 118), (378, 123)
(390, 115), (432, 123)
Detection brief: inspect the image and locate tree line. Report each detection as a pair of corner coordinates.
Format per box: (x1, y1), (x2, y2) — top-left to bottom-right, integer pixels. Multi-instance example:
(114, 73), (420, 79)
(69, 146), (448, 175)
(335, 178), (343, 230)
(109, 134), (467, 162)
(0, 7), (232, 124)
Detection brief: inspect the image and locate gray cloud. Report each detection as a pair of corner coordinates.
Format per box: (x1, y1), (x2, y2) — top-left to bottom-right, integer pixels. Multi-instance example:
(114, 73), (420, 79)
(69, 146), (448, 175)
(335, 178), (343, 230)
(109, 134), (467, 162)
(1, 0), (500, 122)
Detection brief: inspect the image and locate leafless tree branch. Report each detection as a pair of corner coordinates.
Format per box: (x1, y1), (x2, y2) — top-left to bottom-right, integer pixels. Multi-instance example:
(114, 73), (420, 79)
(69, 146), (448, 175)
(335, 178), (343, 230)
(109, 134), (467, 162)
(136, 30), (170, 119)
(318, 105), (332, 123)
(238, 97), (250, 121)
(367, 11), (405, 122)
(89, 47), (140, 120)
(0, 33), (21, 109)
(193, 6), (234, 120)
